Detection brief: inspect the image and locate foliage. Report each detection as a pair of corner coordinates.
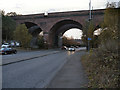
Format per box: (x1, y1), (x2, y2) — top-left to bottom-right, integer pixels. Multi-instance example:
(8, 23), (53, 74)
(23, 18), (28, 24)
(82, 20), (95, 49)
(62, 36), (79, 46)
(103, 8), (119, 28)
(6, 12), (22, 16)
(99, 8), (119, 46)
(81, 4), (120, 88)
(88, 20), (94, 38)
(88, 20), (95, 48)
(81, 41), (119, 88)
(37, 35), (44, 48)
(1, 10), (5, 16)
(81, 21), (89, 47)
(14, 24), (32, 48)
(2, 13), (16, 40)
(6, 12), (17, 16)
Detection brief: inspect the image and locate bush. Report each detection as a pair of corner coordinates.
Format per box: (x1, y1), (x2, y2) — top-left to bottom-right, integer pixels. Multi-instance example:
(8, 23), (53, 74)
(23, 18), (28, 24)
(81, 41), (119, 88)
(37, 36), (44, 49)
(81, 5), (119, 88)
(14, 24), (32, 48)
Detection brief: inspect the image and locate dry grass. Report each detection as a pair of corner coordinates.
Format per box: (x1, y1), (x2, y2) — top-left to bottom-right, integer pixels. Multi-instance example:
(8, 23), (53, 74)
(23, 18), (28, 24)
(81, 41), (119, 88)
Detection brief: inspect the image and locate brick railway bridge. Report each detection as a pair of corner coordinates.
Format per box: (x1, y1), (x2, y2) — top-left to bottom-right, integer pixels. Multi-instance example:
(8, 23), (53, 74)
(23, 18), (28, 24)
(12, 9), (105, 47)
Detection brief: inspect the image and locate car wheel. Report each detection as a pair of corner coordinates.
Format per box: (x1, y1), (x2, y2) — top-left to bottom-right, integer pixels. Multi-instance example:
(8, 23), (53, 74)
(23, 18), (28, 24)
(14, 50), (17, 54)
(4, 52), (7, 55)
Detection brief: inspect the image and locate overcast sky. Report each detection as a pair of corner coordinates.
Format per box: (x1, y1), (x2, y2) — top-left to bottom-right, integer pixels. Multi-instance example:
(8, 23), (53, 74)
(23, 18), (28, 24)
(0, 0), (119, 15)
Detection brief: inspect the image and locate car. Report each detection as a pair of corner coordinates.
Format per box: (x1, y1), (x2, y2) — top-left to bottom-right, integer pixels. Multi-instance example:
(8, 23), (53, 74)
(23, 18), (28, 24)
(0, 45), (17, 55)
(15, 42), (20, 47)
(61, 46), (67, 50)
(2, 43), (9, 46)
(68, 46), (75, 51)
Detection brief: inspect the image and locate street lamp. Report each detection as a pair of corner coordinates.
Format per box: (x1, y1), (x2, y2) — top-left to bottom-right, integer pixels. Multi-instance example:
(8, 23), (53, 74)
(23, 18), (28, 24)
(89, 0), (92, 20)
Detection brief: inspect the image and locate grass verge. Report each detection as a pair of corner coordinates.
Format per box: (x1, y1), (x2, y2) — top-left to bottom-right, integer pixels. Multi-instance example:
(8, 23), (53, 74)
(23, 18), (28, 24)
(81, 47), (119, 88)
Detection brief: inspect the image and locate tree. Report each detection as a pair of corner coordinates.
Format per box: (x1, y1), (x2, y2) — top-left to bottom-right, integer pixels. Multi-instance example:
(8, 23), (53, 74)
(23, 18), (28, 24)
(62, 36), (77, 46)
(81, 21), (89, 49)
(6, 12), (22, 16)
(14, 24), (32, 48)
(82, 20), (95, 49)
(62, 36), (68, 46)
(106, 2), (117, 8)
(6, 12), (17, 16)
(2, 14), (16, 40)
(100, 7), (119, 43)
(37, 35), (44, 48)
(1, 10), (5, 16)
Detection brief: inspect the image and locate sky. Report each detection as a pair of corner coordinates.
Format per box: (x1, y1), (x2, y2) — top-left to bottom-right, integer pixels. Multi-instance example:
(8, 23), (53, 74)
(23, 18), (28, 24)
(63, 29), (83, 39)
(0, 0), (119, 15)
(0, 0), (119, 39)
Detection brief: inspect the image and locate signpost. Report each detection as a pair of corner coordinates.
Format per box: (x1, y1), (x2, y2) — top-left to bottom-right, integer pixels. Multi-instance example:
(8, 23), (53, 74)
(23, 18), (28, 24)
(88, 37), (91, 51)
(88, 37), (91, 41)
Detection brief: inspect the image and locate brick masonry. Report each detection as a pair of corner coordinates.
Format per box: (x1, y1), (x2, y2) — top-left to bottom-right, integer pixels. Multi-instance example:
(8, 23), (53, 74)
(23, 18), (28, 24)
(12, 9), (105, 47)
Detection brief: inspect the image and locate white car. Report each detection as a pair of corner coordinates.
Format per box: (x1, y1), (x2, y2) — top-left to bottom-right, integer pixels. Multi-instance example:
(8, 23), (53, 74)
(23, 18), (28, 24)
(15, 42), (20, 47)
(68, 47), (75, 51)
(0, 45), (17, 55)
(1, 44), (9, 48)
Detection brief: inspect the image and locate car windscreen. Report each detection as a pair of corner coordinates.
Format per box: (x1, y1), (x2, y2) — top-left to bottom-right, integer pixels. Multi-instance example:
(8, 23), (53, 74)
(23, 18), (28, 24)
(1, 46), (7, 48)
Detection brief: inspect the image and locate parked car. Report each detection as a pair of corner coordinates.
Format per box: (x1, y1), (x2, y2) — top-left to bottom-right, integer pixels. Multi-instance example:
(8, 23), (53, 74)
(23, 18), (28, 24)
(15, 42), (20, 47)
(0, 45), (17, 55)
(10, 42), (15, 47)
(2, 43), (9, 46)
(68, 46), (75, 51)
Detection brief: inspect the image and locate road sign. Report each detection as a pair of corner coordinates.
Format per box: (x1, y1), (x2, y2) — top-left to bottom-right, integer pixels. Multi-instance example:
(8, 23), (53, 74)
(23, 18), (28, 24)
(88, 37), (91, 40)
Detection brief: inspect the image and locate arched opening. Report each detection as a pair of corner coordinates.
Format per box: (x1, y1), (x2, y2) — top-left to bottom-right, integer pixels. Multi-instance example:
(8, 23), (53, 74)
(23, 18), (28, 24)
(23, 22), (43, 48)
(49, 20), (83, 47)
(63, 28), (83, 39)
(94, 25), (102, 35)
(24, 22), (42, 36)
(62, 28), (83, 47)
(92, 24), (104, 48)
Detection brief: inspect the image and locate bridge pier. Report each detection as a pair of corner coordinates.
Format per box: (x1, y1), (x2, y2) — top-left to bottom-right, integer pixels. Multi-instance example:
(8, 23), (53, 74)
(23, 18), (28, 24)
(43, 32), (51, 48)
(30, 37), (38, 48)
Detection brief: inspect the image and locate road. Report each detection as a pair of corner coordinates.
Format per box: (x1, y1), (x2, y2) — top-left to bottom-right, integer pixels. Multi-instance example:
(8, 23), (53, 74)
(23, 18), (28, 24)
(2, 49), (60, 65)
(48, 50), (88, 88)
(2, 50), (76, 88)
(2, 47), (87, 88)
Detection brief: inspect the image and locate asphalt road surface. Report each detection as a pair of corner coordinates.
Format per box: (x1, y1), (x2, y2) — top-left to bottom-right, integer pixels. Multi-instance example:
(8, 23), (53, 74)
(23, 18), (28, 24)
(2, 49), (60, 65)
(2, 50), (76, 88)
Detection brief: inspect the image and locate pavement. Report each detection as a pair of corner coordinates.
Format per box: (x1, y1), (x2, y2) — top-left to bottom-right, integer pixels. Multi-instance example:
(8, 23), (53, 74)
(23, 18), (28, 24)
(47, 50), (88, 88)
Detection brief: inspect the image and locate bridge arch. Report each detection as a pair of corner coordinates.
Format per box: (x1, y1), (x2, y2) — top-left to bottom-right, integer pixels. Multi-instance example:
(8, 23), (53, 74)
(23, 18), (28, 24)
(23, 22), (43, 36)
(22, 22), (43, 48)
(49, 19), (83, 47)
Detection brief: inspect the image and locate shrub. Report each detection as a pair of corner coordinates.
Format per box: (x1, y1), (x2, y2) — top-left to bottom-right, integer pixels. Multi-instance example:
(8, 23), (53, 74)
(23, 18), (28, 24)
(14, 24), (32, 48)
(81, 42), (119, 88)
(37, 36), (44, 49)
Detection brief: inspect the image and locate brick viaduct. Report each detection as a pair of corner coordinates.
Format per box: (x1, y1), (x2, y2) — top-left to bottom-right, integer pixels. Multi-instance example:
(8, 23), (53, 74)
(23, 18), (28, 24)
(12, 9), (105, 47)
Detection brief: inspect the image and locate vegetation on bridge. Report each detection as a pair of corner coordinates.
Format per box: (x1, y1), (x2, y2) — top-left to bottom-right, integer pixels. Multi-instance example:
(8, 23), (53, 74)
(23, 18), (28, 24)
(81, 3), (119, 88)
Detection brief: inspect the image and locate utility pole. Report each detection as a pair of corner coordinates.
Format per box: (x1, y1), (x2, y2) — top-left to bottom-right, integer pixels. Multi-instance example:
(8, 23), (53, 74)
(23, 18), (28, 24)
(87, 0), (92, 51)
(89, 0), (92, 20)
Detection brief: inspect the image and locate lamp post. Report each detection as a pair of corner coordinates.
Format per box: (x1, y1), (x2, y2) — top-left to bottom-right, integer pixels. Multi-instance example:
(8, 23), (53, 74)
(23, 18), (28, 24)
(89, 0), (92, 20)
